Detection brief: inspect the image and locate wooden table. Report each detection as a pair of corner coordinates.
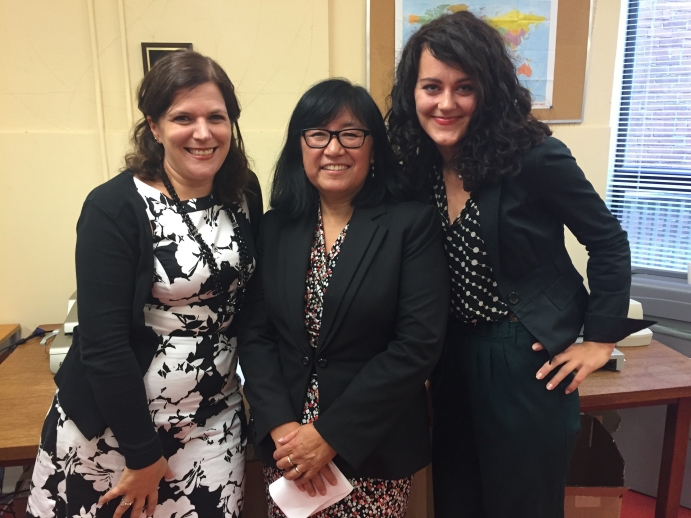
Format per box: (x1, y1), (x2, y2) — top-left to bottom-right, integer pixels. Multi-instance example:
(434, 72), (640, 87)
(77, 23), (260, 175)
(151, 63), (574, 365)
(0, 324), (21, 345)
(580, 340), (691, 518)
(2, 333), (691, 518)
(0, 325), (57, 467)
(0, 324), (21, 363)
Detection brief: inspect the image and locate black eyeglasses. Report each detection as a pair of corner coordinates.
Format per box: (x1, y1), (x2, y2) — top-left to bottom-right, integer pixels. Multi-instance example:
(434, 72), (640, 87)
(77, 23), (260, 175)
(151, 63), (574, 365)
(301, 128), (371, 149)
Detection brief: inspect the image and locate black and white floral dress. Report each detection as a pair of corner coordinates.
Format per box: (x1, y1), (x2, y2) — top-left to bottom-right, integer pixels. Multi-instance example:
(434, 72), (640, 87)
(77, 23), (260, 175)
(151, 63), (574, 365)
(263, 208), (412, 518)
(27, 178), (254, 518)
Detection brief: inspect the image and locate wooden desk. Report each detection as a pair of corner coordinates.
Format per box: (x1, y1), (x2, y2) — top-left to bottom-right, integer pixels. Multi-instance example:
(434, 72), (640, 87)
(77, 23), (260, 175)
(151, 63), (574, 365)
(0, 324), (21, 346)
(2, 333), (691, 518)
(580, 340), (691, 518)
(0, 324), (21, 364)
(0, 325), (57, 467)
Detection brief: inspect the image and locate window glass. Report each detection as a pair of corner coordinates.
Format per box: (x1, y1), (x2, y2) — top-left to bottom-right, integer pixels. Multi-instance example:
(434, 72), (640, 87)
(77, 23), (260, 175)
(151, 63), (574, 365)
(606, 0), (691, 273)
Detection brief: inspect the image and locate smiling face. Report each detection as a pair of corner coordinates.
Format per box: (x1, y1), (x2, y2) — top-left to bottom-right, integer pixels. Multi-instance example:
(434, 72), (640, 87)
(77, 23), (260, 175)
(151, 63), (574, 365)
(148, 81), (231, 195)
(301, 109), (374, 205)
(414, 47), (477, 163)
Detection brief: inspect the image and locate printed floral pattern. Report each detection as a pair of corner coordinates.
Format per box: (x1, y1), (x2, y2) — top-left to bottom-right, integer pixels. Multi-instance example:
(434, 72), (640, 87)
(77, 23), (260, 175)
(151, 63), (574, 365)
(263, 208), (412, 517)
(304, 207), (348, 349)
(27, 178), (253, 518)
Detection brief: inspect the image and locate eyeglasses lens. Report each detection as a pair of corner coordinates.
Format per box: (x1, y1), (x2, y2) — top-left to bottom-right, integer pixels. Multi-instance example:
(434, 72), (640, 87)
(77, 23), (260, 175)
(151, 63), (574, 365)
(304, 129), (366, 148)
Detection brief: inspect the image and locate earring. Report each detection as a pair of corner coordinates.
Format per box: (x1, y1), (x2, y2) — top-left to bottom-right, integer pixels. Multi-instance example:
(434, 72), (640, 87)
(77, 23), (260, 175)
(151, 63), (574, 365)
(154, 136), (161, 144)
(369, 163), (375, 178)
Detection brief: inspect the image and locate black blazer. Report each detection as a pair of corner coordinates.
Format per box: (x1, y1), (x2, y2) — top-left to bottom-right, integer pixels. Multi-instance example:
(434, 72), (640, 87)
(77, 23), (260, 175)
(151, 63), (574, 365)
(238, 201), (450, 480)
(55, 171), (262, 469)
(471, 137), (651, 357)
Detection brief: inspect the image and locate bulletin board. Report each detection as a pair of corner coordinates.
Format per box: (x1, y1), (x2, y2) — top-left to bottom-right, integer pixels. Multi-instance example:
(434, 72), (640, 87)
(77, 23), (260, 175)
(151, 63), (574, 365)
(368, 0), (590, 123)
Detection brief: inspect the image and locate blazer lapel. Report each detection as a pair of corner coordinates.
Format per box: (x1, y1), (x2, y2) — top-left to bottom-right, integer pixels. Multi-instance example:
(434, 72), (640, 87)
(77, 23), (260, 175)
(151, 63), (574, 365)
(317, 204), (387, 352)
(280, 212), (316, 351)
(475, 181), (503, 281)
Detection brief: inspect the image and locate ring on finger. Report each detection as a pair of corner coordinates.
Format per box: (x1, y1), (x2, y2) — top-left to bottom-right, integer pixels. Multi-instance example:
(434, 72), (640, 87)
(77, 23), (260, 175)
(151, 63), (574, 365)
(287, 455), (295, 468)
(119, 500), (133, 507)
(294, 465), (301, 475)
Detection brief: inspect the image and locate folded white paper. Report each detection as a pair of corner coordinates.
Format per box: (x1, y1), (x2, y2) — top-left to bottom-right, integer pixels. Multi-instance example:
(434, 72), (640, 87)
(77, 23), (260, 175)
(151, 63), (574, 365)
(268, 461), (354, 518)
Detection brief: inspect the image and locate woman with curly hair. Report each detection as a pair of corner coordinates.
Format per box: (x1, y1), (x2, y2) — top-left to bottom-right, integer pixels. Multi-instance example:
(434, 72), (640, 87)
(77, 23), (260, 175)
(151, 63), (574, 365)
(27, 51), (261, 518)
(387, 11), (650, 518)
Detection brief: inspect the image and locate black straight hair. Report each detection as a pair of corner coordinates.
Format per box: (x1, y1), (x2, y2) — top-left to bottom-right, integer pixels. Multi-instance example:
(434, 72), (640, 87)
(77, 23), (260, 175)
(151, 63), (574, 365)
(270, 79), (414, 218)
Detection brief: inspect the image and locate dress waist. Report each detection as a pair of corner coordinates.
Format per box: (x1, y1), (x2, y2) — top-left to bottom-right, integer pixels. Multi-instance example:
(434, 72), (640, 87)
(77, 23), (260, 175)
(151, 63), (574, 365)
(144, 304), (232, 336)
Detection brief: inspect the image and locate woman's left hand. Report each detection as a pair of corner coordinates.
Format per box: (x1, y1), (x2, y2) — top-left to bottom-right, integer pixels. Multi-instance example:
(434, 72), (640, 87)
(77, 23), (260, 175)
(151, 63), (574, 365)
(273, 423), (337, 491)
(534, 340), (615, 394)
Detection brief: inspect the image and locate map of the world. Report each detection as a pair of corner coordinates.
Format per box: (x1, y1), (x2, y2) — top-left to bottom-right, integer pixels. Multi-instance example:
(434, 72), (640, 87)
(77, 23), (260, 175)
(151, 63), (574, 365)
(396, 1), (557, 108)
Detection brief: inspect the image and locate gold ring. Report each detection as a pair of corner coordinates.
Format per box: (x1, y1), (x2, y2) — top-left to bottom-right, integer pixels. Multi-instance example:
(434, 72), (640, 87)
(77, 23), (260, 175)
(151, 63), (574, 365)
(294, 466), (301, 475)
(119, 500), (133, 507)
(287, 455), (295, 467)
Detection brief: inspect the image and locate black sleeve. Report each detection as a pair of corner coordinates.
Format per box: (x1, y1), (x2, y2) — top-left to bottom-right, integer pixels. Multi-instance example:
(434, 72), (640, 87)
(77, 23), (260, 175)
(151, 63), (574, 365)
(530, 139), (648, 343)
(313, 205), (449, 468)
(246, 171), (264, 243)
(75, 199), (163, 469)
(237, 214), (299, 444)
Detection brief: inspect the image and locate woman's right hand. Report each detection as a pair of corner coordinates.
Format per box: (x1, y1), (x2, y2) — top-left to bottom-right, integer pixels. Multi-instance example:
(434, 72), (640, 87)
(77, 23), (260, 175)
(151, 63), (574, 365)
(98, 456), (171, 518)
(274, 424), (338, 497)
(271, 422), (315, 494)
(270, 422), (337, 497)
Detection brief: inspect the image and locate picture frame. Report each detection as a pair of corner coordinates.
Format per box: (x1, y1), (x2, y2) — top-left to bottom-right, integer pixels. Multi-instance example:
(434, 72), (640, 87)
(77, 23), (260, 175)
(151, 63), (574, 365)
(141, 42), (193, 74)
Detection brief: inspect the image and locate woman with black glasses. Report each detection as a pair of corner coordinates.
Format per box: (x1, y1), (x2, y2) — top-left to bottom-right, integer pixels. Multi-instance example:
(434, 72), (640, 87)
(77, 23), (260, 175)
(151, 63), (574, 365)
(238, 78), (449, 517)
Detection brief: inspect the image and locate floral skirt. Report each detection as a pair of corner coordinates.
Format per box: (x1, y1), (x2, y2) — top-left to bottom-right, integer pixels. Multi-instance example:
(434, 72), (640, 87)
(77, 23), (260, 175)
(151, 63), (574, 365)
(263, 374), (412, 518)
(26, 333), (246, 518)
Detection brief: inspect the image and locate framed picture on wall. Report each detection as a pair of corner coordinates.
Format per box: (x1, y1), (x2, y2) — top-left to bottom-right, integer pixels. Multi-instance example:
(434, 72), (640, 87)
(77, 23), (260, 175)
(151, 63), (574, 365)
(141, 42), (193, 74)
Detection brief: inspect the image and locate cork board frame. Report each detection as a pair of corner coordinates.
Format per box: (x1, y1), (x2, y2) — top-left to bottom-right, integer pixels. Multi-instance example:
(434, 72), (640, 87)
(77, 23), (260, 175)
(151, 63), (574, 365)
(368, 0), (590, 122)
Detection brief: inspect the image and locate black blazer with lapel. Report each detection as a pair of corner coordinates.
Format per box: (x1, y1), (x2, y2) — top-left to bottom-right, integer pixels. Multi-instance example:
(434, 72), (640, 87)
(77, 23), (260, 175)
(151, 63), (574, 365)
(472, 137), (651, 357)
(238, 201), (450, 480)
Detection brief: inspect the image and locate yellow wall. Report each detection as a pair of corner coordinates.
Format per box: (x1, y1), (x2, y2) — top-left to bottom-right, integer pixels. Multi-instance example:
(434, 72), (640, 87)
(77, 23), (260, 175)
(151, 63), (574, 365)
(0, 0), (619, 331)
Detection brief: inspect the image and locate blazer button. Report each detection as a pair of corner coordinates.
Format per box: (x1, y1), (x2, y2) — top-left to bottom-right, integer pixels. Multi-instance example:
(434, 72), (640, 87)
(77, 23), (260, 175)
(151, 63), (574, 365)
(508, 292), (519, 305)
(317, 358), (328, 368)
(302, 356), (310, 366)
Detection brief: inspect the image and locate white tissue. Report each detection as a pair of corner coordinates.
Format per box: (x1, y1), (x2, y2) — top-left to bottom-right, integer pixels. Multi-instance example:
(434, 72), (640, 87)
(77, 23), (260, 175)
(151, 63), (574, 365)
(268, 461), (354, 518)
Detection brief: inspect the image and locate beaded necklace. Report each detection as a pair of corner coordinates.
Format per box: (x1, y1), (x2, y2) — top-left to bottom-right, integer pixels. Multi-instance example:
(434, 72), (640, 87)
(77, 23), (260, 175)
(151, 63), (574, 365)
(160, 172), (251, 324)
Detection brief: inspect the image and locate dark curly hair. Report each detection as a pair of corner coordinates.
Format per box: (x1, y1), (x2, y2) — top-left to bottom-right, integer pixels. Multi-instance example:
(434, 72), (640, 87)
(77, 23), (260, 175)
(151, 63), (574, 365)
(124, 50), (252, 204)
(387, 10), (551, 192)
(271, 78), (414, 218)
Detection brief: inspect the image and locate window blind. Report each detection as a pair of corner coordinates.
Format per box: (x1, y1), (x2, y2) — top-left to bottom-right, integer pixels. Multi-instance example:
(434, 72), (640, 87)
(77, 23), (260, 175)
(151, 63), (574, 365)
(606, 0), (691, 273)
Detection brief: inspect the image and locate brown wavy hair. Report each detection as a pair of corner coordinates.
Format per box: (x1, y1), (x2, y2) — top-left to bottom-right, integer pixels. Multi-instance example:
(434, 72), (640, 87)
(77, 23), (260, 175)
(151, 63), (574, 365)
(387, 11), (551, 192)
(124, 50), (252, 203)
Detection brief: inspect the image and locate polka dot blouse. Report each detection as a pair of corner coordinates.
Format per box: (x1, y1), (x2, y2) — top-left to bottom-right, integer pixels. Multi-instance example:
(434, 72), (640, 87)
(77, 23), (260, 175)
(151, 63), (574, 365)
(430, 169), (509, 323)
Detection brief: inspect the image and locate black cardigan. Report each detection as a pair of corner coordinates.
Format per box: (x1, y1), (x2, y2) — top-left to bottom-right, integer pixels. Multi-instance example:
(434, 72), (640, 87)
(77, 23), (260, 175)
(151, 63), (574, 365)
(238, 201), (450, 480)
(54, 171), (262, 469)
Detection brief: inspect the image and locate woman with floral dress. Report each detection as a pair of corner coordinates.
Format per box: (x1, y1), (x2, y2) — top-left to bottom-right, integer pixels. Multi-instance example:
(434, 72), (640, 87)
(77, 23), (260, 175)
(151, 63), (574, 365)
(27, 51), (260, 518)
(237, 78), (449, 517)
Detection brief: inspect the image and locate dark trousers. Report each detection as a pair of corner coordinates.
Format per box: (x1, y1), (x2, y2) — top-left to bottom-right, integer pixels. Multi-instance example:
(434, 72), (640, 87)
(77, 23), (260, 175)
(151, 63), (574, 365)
(431, 316), (581, 518)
